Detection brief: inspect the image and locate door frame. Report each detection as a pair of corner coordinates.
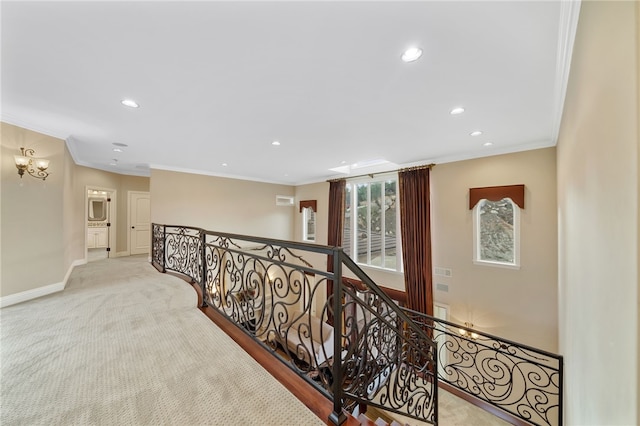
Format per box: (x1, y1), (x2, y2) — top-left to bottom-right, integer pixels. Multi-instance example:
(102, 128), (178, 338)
(127, 190), (151, 256)
(85, 186), (117, 260)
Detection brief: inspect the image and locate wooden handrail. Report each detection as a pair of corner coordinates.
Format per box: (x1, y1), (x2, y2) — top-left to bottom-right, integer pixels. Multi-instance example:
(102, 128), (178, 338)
(342, 277), (407, 306)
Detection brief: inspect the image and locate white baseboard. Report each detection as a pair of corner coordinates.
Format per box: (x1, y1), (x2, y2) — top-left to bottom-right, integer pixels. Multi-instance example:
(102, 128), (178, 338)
(115, 251), (130, 258)
(0, 258), (86, 308)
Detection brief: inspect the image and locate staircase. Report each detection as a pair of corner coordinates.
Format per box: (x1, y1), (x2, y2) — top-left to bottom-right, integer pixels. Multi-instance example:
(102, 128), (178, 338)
(352, 414), (407, 426)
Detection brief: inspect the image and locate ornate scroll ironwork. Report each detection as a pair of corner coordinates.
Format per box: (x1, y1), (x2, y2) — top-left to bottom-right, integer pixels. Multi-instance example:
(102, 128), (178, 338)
(164, 226), (202, 283)
(340, 283), (438, 424)
(151, 224), (165, 271)
(404, 309), (563, 426)
(150, 223), (562, 426)
(200, 232), (335, 380)
(152, 224), (441, 424)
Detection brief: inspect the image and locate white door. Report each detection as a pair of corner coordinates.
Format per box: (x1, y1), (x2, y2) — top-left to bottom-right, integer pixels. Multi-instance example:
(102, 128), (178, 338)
(129, 192), (151, 255)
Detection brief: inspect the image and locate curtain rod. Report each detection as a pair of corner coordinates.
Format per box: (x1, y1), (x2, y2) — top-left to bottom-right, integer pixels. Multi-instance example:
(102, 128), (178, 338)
(327, 163), (435, 183)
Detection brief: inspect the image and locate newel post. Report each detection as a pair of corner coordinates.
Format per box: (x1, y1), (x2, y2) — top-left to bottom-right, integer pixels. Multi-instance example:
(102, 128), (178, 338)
(161, 225), (166, 272)
(200, 229), (208, 308)
(328, 248), (346, 425)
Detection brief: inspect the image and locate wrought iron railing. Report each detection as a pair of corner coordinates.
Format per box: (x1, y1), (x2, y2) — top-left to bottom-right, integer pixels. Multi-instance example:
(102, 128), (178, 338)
(403, 309), (563, 426)
(151, 223), (562, 426)
(151, 224), (438, 425)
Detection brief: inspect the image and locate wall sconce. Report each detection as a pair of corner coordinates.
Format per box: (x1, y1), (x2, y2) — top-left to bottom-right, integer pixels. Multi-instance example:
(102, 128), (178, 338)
(14, 147), (50, 180)
(458, 322), (479, 340)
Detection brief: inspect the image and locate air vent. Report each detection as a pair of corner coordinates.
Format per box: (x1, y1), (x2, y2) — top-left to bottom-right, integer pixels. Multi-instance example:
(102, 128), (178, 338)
(436, 283), (449, 292)
(434, 267), (452, 277)
(276, 195), (294, 206)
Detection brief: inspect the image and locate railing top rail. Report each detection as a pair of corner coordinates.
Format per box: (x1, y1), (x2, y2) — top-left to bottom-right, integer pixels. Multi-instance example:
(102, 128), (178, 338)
(156, 223), (339, 256)
(402, 306), (563, 362)
(208, 244), (335, 279)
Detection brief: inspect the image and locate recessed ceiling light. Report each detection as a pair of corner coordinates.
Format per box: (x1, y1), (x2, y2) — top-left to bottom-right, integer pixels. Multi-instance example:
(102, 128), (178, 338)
(483, 142), (493, 147)
(109, 159), (118, 166)
(470, 131), (483, 136)
(401, 47), (423, 62)
(271, 141), (281, 146)
(450, 107), (465, 115)
(222, 163), (228, 167)
(113, 148), (123, 153)
(112, 142), (128, 147)
(121, 99), (139, 108)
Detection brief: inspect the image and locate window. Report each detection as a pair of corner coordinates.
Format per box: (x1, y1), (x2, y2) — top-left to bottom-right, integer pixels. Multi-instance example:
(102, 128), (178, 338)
(473, 197), (520, 268)
(343, 177), (401, 271)
(302, 207), (316, 242)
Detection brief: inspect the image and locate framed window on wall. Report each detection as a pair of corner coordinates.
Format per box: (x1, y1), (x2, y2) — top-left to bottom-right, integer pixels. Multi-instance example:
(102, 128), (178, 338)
(343, 176), (402, 272)
(300, 200), (317, 242)
(470, 185), (524, 269)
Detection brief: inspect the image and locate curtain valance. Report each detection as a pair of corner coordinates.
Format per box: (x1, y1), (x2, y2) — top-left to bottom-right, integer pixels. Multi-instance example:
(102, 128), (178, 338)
(469, 184), (525, 209)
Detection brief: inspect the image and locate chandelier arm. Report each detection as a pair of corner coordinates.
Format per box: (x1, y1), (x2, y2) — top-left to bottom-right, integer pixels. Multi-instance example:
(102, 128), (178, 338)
(27, 167), (49, 180)
(15, 147), (50, 181)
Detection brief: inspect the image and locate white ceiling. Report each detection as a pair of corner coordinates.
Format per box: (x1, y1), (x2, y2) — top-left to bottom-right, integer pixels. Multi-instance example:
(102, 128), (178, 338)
(1, 1), (580, 185)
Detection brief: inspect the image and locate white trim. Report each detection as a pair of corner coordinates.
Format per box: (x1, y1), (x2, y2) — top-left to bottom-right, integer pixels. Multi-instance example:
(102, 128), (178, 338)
(67, 136), (150, 177)
(550, 0), (582, 145)
(0, 259), (85, 308)
(64, 136), (82, 167)
(302, 207), (316, 242)
(128, 191), (151, 255)
(473, 259), (521, 271)
(312, 140), (555, 187)
(0, 113), (71, 140)
(472, 198), (521, 269)
(345, 179), (403, 273)
(149, 163), (286, 185)
(86, 186), (117, 260)
(115, 251), (131, 258)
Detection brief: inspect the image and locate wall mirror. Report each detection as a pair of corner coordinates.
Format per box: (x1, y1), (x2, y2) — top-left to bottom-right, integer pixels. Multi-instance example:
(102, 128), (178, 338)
(88, 198), (107, 221)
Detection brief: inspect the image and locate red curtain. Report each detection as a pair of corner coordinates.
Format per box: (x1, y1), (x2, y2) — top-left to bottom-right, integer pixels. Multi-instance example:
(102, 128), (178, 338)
(326, 180), (346, 318)
(398, 167), (433, 316)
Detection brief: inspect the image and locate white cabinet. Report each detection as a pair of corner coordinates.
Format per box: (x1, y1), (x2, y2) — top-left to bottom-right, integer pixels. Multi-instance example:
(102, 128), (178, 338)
(88, 227), (108, 248)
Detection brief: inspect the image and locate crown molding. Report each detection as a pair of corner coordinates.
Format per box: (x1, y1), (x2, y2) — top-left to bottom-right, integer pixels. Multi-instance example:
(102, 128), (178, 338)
(550, 0), (582, 145)
(148, 164), (294, 187)
(1, 114), (70, 141)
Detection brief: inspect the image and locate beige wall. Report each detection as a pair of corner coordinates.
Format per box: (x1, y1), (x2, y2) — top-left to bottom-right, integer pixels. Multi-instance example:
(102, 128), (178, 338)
(63, 145), (81, 270)
(0, 122), (151, 300)
(74, 166), (150, 255)
(294, 148), (558, 351)
(150, 169), (295, 240)
(557, 1), (639, 425)
(432, 148), (558, 351)
(1, 123), (66, 297)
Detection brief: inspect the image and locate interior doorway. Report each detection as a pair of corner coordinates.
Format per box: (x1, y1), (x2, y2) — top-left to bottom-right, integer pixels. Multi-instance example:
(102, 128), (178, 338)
(128, 191), (151, 255)
(86, 187), (116, 262)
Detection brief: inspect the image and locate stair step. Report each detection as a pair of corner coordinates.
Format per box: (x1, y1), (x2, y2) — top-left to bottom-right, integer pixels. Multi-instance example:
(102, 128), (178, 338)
(354, 413), (407, 426)
(356, 414), (377, 425)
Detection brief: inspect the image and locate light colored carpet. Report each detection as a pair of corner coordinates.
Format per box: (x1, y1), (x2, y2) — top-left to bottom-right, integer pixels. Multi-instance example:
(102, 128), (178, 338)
(0, 255), (324, 426)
